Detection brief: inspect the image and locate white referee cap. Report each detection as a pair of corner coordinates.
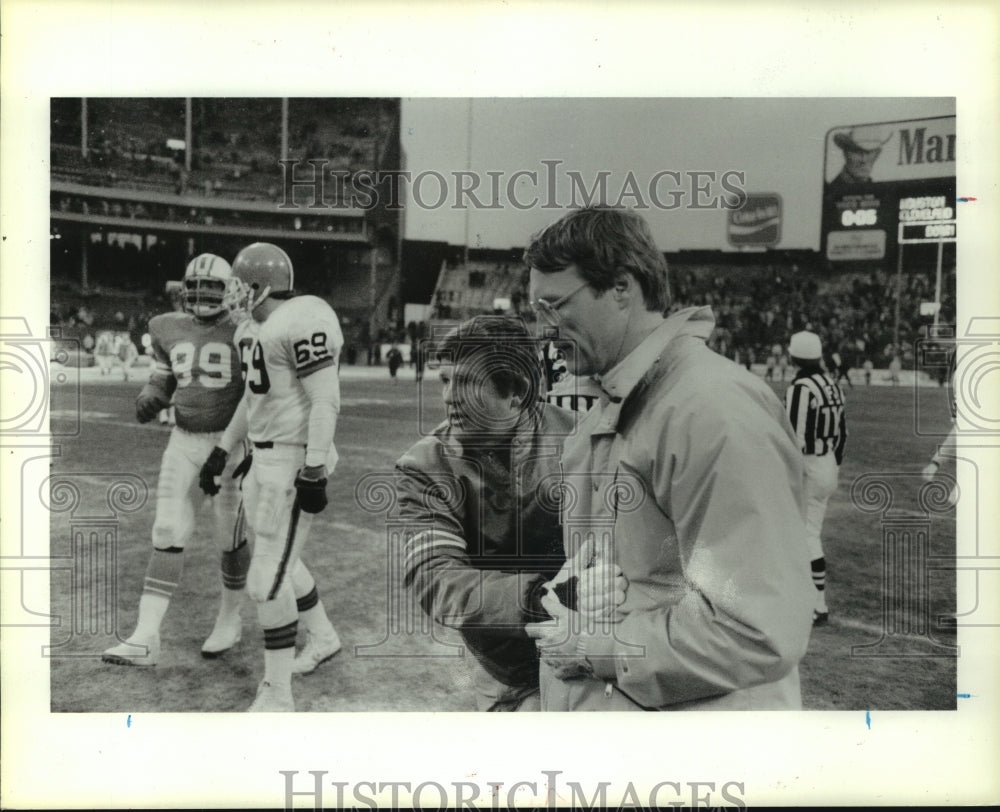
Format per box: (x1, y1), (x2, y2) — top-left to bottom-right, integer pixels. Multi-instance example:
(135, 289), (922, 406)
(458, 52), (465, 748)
(789, 330), (822, 360)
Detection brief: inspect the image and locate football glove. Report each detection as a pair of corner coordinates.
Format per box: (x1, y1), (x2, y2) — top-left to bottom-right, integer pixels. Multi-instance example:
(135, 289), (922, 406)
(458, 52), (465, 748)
(552, 575), (581, 613)
(294, 465), (328, 514)
(231, 452), (253, 480)
(542, 537), (626, 619)
(136, 393), (167, 424)
(199, 447), (228, 496)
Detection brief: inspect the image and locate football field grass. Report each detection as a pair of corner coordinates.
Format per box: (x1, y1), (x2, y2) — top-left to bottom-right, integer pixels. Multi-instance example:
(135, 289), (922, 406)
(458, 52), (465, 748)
(48, 366), (958, 712)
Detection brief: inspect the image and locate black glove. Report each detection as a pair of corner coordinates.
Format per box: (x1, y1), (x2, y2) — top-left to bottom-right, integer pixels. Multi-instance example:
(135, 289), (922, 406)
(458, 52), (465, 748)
(231, 452), (253, 480)
(525, 574), (580, 620)
(199, 447), (228, 496)
(294, 465), (328, 514)
(551, 575), (580, 613)
(526, 575), (556, 622)
(136, 393), (166, 423)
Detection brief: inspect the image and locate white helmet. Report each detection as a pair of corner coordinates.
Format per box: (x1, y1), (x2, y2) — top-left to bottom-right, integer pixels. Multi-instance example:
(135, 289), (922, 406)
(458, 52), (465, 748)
(183, 253), (233, 318)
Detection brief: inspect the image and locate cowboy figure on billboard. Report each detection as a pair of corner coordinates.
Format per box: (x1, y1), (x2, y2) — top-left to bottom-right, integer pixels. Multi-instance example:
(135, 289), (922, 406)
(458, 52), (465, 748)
(828, 126), (893, 191)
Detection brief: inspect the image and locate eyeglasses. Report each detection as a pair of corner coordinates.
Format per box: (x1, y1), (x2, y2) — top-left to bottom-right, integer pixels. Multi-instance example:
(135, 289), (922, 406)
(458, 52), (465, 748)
(529, 281), (589, 324)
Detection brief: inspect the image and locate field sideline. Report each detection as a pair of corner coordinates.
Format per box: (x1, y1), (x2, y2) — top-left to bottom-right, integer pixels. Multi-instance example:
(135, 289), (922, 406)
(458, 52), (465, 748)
(47, 365), (958, 712)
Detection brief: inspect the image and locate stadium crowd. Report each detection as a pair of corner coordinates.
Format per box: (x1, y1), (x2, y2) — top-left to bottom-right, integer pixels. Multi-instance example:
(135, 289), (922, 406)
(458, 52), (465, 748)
(54, 252), (953, 383)
(671, 262), (955, 375)
(426, 257), (953, 378)
(50, 98), (396, 205)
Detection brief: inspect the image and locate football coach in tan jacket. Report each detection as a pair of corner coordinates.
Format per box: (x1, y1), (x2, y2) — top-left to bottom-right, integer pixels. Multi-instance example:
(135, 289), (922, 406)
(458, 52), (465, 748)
(524, 207), (814, 711)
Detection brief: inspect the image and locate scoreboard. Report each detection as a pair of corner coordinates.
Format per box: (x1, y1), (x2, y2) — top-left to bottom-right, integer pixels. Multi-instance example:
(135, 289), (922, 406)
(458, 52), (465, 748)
(897, 194), (956, 244)
(821, 116), (955, 264)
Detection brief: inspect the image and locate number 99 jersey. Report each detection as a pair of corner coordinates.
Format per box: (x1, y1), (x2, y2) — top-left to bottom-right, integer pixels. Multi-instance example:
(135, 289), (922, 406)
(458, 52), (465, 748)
(146, 312), (244, 433)
(235, 295), (343, 446)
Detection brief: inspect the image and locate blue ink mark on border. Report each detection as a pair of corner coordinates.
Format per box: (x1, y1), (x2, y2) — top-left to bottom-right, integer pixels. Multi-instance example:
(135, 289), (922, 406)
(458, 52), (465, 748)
(957, 693), (972, 699)
(126, 714), (132, 728)
(865, 711), (871, 729)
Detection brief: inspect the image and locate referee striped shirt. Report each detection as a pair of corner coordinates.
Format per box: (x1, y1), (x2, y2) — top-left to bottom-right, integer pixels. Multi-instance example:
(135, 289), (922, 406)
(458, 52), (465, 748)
(542, 341), (602, 413)
(785, 368), (847, 463)
(546, 391), (601, 413)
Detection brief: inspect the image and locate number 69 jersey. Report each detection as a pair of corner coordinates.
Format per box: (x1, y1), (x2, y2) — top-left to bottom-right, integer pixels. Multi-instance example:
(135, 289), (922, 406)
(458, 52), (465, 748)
(235, 295), (343, 447)
(146, 312), (244, 433)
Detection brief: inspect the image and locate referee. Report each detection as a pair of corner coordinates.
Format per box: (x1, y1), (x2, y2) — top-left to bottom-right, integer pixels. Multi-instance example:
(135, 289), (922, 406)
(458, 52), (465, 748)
(785, 330), (847, 626)
(542, 340), (602, 413)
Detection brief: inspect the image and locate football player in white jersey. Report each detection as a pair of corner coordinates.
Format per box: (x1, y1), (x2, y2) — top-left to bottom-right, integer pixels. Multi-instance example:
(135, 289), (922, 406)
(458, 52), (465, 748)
(199, 242), (343, 712)
(103, 254), (250, 667)
(115, 332), (140, 382)
(95, 330), (117, 376)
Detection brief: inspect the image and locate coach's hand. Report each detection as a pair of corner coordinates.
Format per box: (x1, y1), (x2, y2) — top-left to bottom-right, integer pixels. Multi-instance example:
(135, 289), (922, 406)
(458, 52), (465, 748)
(295, 465), (328, 514)
(136, 393), (166, 424)
(199, 447), (229, 496)
(545, 538), (627, 619)
(526, 589), (618, 681)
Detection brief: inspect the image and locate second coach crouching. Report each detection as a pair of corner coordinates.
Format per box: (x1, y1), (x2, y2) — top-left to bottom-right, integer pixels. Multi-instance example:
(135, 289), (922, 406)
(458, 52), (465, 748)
(394, 316), (578, 711)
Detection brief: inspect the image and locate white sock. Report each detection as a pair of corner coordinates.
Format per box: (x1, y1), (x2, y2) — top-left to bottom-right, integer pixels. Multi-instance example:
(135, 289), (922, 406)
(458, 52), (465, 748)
(299, 603), (335, 638)
(217, 587), (243, 621)
(263, 647), (294, 687)
(133, 593), (170, 639)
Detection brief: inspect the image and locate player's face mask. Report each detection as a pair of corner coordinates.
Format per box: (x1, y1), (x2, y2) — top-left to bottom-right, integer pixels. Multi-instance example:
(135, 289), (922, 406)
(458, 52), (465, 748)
(223, 277), (270, 324)
(183, 276), (231, 319)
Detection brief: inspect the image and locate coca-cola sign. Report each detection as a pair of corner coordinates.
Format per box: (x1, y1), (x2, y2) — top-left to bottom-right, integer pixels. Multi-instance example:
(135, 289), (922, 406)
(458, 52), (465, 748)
(727, 192), (781, 247)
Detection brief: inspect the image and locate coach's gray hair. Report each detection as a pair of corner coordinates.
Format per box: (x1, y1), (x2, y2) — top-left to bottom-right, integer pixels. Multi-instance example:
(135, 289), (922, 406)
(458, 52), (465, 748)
(523, 206), (671, 313)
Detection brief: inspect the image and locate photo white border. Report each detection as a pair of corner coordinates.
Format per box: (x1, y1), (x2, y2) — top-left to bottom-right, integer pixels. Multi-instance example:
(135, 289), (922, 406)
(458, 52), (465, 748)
(2, 1), (998, 807)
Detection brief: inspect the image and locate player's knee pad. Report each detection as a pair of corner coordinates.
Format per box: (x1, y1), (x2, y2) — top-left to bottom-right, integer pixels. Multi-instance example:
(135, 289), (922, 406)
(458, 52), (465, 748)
(152, 504), (194, 550)
(246, 554), (287, 603)
(255, 582), (296, 629)
(152, 447), (198, 549)
(250, 482), (296, 539)
(289, 559), (316, 599)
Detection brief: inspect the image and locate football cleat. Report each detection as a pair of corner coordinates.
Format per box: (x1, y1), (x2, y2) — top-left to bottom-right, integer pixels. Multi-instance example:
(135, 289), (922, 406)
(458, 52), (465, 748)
(200, 615), (243, 659)
(102, 635), (161, 667)
(228, 242), (294, 318)
(292, 629), (342, 675)
(247, 680), (295, 712)
(183, 253), (234, 319)
(812, 610), (829, 627)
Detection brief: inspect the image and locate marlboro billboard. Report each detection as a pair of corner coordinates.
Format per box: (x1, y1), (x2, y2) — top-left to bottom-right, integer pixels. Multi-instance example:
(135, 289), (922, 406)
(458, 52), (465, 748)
(821, 116), (955, 263)
(728, 193), (781, 247)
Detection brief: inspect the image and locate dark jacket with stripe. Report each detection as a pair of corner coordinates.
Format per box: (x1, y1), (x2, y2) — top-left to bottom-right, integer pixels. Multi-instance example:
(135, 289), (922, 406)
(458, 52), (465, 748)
(396, 403), (577, 688)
